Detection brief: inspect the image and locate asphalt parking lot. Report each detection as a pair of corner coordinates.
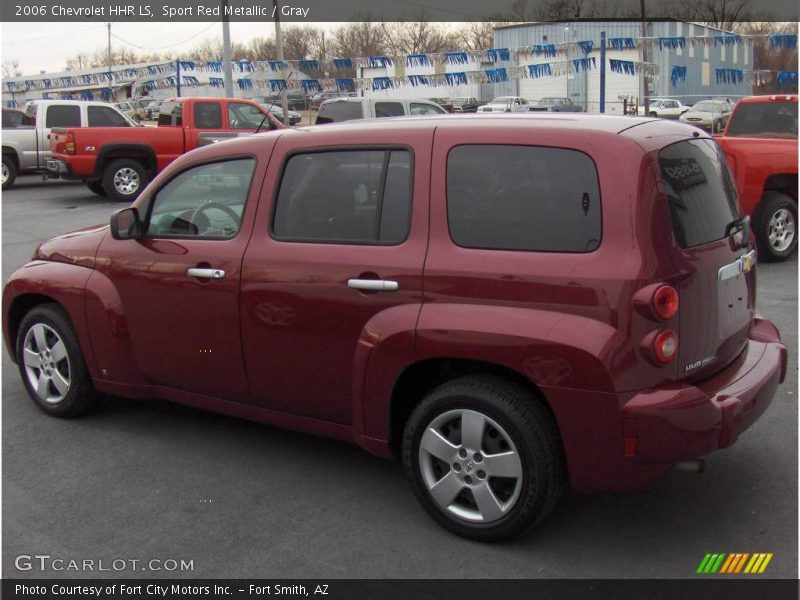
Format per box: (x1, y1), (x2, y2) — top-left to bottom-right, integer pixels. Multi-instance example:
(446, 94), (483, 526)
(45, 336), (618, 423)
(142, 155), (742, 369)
(2, 175), (797, 579)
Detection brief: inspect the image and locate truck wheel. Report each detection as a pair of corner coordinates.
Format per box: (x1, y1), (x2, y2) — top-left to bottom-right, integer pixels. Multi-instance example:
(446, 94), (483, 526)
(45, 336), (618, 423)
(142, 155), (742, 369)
(86, 181), (106, 196)
(756, 193), (797, 262)
(2, 154), (17, 190)
(103, 159), (149, 202)
(16, 304), (96, 418)
(402, 375), (565, 541)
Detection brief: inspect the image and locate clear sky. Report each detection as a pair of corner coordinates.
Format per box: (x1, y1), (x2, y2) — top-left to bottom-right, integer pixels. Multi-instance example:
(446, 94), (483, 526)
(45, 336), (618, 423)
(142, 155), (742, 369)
(1, 22), (348, 75)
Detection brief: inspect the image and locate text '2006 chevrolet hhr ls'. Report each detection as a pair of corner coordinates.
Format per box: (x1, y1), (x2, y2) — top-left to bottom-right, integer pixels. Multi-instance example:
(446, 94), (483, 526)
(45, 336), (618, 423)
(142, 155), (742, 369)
(3, 114), (787, 540)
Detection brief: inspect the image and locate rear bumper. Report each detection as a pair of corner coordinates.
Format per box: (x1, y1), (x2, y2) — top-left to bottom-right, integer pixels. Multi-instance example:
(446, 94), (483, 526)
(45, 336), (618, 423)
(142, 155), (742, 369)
(46, 158), (71, 175)
(548, 316), (786, 492)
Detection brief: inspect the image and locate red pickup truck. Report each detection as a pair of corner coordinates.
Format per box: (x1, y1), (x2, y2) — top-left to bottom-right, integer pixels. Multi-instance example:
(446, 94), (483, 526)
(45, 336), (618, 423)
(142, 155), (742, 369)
(48, 97), (283, 201)
(717, 94), (798, 261)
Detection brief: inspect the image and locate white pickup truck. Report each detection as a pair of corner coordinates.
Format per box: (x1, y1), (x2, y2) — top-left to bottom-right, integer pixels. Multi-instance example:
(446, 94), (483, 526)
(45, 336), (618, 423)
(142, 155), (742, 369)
(2, 100), (138, 191)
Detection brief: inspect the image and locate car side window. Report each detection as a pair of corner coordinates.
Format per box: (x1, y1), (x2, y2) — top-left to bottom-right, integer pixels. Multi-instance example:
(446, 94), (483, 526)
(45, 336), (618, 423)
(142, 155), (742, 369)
(410, 102), (445, 116)
(194, 102), (223, 128)
(375, 102), (404, 118)
(87, 106), (129, 127)
(45, 105), (80, 128)
(272, 149), (412, 244)
(447, 144), (602, 252)
(227, 102), (265, 129)
(146, 158), (256, 239)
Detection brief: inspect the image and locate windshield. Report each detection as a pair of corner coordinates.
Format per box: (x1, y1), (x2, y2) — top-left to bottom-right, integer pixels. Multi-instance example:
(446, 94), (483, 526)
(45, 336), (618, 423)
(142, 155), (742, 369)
(726, 102), (798, 139)
(692, 101), (721, 112)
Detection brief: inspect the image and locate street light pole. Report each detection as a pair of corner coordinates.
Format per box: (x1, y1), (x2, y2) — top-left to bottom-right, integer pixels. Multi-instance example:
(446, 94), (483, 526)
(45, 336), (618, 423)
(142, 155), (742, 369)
(222, 0), (233, 97)
(641, 0), (650, 115)
(273, 0), (289, 119)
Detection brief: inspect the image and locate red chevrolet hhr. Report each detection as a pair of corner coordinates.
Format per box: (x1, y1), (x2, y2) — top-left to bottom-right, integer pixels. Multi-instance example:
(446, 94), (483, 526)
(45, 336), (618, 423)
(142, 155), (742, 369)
(3, 114), (787, 540)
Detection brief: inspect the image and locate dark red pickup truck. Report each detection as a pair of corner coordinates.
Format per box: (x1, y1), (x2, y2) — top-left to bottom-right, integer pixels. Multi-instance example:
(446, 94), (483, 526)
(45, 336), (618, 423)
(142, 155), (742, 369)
(48, 97), (282, 201)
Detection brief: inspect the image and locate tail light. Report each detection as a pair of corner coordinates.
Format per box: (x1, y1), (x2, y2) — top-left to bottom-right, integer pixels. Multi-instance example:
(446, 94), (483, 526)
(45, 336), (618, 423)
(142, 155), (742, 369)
(653, 329), (679, 364)
(622, 417), (638, 457)
(652, 285), (679, 320)
(64, 132), (76, 155)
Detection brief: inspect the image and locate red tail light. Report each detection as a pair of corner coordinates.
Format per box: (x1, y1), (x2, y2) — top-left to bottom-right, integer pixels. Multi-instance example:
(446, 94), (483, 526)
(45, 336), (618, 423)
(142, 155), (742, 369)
(622, 417), (638, 457)
(653, 329), (679, 364)
(652, 285), (679, 320)
(64, 133), (76, 155)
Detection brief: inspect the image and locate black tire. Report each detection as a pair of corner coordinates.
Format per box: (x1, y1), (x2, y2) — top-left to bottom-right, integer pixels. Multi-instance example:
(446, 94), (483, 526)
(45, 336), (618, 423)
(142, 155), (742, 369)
(16, 304), (96, 418)
(86, 181), (106, 196)
(402, 375), (566, 541)
(2, 154), (17, 190)
(756, 193), (797, 262)
(648, 111), (658, 117)
(102, 158), (149, 202)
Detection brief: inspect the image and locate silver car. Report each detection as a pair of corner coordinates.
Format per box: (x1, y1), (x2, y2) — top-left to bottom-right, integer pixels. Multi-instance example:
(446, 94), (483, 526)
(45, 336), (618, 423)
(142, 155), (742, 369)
(679, 99), (734, 132)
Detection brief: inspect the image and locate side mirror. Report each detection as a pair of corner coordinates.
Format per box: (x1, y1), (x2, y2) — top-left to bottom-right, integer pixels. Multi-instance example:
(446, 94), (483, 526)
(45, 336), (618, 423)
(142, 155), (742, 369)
(110, 207), (143, 240)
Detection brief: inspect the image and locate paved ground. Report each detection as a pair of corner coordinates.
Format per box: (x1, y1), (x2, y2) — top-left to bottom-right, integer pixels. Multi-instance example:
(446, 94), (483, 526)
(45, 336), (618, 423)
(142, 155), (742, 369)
(2, 176), (797, 579)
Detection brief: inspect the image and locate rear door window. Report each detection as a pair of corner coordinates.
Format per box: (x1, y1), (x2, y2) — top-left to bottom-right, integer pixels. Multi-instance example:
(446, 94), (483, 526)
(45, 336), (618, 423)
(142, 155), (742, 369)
(725, 102), (798, 139)
(194, 102), (223, 128)
(659, 139), (739, 248)
(410, 103), (445, 115)
(315, 101), (363, 124)
(375, 102), (404, 118)
(45, 105), (81, 128)
(87, 106), (129, 127)
(447, 145), (602, 252)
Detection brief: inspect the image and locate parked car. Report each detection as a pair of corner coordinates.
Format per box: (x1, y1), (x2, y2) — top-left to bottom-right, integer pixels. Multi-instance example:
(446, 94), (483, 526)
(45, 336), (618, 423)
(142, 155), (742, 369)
(2, 100), (138, 191)
(717, 94), (798, 261)
(46, 97), (283, 201)
(477, 96), (530, 113)
(143, 99), (162, 121)
(114, 101), (139, 121)
(529, 97), (583, 112)
(310, 92), (343, 110)
(260, 103), (302, 126)
(266, 93), (310, 112)
(426, 97), (454, 112)
(315, 97), (446, 124)
(679, 99), (734, 132)
(4, 114), (786, 541)
(636, 98), (690, 119)
(451, 97), (481, 112)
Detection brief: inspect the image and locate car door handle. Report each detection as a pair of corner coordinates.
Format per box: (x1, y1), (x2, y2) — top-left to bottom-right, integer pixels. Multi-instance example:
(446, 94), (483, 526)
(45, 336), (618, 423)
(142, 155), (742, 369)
(187, 268), (226, 279)
(347, 279), (399, 292)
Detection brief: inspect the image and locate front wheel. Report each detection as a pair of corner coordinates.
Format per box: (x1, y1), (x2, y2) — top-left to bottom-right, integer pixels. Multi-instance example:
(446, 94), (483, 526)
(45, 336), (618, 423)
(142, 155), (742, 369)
(16, 304), (96, 417)
(756, 193), (797, 262)
(402, 376), (565, 541)
(103, 158), (149, 202)
(2, 154), (17, 190)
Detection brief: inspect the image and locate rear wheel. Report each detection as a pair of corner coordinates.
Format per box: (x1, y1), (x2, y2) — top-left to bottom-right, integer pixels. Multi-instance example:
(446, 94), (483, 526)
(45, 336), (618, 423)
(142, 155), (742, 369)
(2, 154), (17, 190)
(16, 304), (96, 417)
(402, 375), (565, 541)
(757, 193), (797, 262)
(103, 158), (148, 202)
(86, 181), (106, 196)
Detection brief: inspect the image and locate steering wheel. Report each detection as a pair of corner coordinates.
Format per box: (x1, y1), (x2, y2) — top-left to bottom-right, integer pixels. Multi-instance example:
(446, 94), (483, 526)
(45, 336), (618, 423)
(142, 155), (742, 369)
(190, 202), (240, 235)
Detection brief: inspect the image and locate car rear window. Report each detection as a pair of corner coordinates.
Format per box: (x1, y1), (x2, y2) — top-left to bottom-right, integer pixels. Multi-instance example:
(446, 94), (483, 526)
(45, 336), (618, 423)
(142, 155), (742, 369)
(315, 101), (363, 124)
(87, 106), (129, 127)
(725, 102), (798, 139)
(45, 105), (80, 128)
(375, 102), (404, 118)
(447, 145), (602, 252)
(659, 139), (739, 249)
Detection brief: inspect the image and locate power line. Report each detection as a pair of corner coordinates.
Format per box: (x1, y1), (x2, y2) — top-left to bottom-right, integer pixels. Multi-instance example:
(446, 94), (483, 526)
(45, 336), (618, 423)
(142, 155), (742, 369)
(110, 23), (218, 51)
(2, 24), (106, 46)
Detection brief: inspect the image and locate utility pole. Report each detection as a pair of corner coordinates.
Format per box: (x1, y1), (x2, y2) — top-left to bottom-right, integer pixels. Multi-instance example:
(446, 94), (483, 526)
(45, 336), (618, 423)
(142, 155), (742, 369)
(640, 1), (649, 115)
(273, 0), (289, 119)
(222, 0), (233, 97)
(107, 23), (113, 101)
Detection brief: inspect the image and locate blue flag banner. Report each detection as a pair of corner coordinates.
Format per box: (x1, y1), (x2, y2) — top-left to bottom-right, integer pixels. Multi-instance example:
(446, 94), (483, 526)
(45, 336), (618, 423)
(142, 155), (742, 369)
(80, 91), (94, 100)
(267, 60), (289, 71)
(659, 37), (686, 50)
(487, 48), (511, 62)
(369, 56), (393, 68)
(777, 71), (798, 88)
(577, 40), (594, 54)
(769, 34), (797, 49)
(178, 61), (196, 71)
(406, 54), (430, 67)
(206, 61), (222, 72)
(609, 59), (636, 75)
(372, 76), (394, 90)
(236, 60), (255, 72)
(444, 51), (469, 65)
(335, 78), (355, 92)
(485, 67), (508, 83)
(333, 58), (353, 71)
(301, 79), (322, 93)
(715, 68), (744, 84)
(269, 79), (287, 92)
(237, 78), (254, 90)
(609, 38), (636, 50)
(572, 57), (596, 72)
(670, 65), (687, 86)
(407, 75), (429, 87)
(531, 44), (556, 57)
(527, 63), (553, 78)
(209, 77), (224, 87)
(299, 60), (320, 72)
(444, 72), (468, 85)
(714, 35), (742, 47)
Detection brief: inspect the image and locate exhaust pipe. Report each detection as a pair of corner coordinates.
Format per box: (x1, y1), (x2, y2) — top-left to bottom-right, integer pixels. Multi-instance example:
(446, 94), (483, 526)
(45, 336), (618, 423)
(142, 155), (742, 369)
(674, 459), (705, 473)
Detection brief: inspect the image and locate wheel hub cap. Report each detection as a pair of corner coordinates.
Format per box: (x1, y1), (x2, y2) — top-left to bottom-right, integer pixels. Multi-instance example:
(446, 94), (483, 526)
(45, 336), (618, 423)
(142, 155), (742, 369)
(113, 167), (140, 195)
(22, 323), (71, 404)
(768, 208), (795, 252)
(1, 162), (8, 184)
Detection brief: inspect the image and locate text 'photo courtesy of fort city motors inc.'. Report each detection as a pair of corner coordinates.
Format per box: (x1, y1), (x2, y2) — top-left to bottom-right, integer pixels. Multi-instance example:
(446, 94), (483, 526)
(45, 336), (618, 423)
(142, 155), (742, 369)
(0, 0), (798, 598)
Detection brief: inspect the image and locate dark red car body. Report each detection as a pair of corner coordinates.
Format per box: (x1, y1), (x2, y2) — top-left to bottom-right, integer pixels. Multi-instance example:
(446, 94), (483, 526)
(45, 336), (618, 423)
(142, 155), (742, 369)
(3, 114), (786, 494)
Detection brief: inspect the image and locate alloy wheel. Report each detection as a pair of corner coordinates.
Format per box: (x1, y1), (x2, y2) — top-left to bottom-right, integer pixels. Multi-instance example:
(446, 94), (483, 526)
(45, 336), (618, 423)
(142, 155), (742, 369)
(22, 323), (71, 404)
(113, 167), (141, 195)
(1, 161), (8, 184)
(768, 208), (795, 253)
(418, 409), (523, 523)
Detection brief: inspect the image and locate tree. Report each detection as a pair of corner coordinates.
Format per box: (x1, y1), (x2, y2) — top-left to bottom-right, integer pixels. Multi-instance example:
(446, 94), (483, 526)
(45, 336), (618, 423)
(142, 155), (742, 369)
(667, 0), (753, 32)
(453, 22), (496, 52)
(3, 59), (22, 79)
(381, 21), (457, 56)
(743, 22), (799, 93)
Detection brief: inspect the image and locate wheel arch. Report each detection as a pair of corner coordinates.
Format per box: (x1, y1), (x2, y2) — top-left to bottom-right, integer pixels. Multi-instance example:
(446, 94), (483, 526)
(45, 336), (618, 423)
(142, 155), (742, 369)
(95, 144), (157, 178)
(2, 144), (21, 167)
(5, 293), (59, 363)
(762, 173), (798, 203)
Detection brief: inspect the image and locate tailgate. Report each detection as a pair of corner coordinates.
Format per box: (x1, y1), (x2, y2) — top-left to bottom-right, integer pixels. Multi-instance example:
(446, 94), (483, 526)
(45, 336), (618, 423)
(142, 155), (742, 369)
(49, 127), (72, 156)
(659, 138), (755, 382)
